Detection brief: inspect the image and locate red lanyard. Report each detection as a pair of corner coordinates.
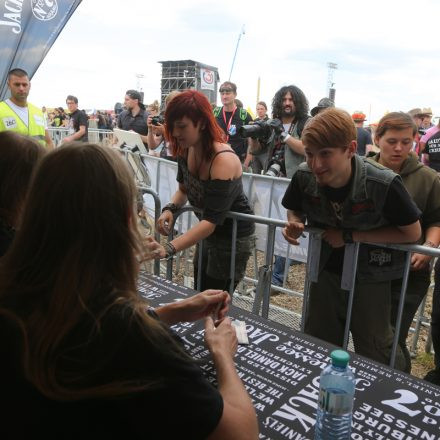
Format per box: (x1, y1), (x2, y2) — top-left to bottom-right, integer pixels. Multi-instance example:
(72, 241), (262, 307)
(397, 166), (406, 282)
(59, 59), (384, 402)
(222, 106), (237, 142)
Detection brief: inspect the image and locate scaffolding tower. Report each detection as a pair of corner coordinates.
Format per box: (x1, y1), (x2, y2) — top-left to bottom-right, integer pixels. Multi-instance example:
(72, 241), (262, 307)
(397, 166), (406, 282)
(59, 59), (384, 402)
(158, 60), (219, 109)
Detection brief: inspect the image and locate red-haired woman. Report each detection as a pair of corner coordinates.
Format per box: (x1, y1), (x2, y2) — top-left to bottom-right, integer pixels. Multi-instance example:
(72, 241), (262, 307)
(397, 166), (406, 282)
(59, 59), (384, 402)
(155, 90), (255, 291)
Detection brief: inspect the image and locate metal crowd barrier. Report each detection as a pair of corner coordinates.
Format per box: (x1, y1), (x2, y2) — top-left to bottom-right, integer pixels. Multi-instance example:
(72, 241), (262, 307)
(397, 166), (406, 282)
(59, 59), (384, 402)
(148, 199), (438, 369)
(128, 154), (438, 368)
(47, 127), (114, 147)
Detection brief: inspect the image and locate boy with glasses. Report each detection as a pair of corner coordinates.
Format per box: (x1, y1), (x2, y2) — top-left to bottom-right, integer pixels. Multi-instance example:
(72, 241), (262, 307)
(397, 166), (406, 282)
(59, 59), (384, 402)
(64, 95), (88, 143)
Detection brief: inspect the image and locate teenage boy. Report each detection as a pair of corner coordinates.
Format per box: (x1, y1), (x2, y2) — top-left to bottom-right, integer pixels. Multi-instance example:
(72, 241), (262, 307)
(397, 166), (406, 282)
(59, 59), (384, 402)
(214, 81), (252, 166)
(281, 108), (421, 368)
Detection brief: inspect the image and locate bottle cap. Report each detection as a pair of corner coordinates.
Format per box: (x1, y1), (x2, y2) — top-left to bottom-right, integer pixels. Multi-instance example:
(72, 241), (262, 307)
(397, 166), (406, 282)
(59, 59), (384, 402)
(330, 349), (350, 368)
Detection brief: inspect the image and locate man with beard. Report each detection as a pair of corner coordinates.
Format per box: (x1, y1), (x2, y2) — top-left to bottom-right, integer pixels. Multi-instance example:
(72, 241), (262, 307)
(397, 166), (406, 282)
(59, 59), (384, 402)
(271, 85), (310, 179)
(250, 85), (310, 292)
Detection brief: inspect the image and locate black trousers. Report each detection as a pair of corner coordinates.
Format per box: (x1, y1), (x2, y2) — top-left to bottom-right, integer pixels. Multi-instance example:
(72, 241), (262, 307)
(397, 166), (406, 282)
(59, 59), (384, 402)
(432, 260), (440, 369)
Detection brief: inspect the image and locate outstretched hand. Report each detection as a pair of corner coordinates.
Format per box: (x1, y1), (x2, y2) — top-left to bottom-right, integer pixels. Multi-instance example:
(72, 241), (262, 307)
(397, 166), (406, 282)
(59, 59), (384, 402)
(138, 235), (165, 261)
(157, 210), (173, 236)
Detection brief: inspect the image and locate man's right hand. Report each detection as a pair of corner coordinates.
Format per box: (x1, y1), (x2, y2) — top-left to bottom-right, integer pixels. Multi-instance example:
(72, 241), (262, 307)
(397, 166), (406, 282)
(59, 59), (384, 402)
(282, 221), (305, 245)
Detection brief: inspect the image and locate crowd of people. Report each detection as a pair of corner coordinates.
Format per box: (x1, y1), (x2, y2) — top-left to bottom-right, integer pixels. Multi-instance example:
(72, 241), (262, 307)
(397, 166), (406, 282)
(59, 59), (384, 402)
(1, 66), (440, 437)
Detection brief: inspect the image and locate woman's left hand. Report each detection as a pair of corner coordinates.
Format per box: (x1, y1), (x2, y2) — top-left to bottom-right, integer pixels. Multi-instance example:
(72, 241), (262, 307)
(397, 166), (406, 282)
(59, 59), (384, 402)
(156, 290), (230, 325)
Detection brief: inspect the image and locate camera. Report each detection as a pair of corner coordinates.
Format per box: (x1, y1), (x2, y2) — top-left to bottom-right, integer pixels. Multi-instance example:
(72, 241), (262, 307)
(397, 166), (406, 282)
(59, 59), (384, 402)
(265, 160), (283, 177)
(265, 148), (285, 177)
(151, 115), (165, 126)
(239, 118), (284, 142)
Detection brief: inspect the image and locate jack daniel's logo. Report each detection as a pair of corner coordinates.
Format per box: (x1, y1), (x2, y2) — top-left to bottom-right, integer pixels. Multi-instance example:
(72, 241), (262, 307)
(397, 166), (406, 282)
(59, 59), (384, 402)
(0, 0), (57, 34)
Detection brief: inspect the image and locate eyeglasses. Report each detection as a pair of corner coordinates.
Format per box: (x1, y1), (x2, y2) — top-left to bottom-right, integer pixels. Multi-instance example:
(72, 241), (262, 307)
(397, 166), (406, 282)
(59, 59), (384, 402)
(219, 89), (233, 94)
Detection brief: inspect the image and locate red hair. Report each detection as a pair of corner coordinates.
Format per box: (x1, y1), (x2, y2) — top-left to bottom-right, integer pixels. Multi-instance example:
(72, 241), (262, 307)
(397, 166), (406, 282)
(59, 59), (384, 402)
(165, 90), (224, 161)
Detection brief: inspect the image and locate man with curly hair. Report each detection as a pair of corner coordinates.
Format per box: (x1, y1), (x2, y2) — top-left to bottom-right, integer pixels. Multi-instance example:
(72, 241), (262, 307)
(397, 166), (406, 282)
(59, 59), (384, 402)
(250, 86), (310, 291)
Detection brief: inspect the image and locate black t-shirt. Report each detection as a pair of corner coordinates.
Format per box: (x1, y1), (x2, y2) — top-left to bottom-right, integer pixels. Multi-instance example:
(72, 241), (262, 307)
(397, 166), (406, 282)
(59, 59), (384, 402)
(69, 110), (88, 141)
(356, 127), (372, 156)
(215, 107), (252, 161)
(118, 109), (149, 136)
(118, 109), (149, 148)
(0, 305), (223, 439)
(282, 170), (421, 273)
(425, 130), (440, 171)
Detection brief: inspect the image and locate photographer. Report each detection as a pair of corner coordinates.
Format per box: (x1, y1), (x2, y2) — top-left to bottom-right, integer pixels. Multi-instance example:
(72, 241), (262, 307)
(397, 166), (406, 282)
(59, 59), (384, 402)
(249, 85), (310, 178)
(147, 91), (180, 161)
(248, 86), (310, 292)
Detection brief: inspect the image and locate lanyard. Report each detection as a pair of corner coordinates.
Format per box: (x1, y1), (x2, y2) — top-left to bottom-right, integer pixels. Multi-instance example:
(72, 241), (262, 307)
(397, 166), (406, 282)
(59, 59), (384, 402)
(222, 106), (237, 142)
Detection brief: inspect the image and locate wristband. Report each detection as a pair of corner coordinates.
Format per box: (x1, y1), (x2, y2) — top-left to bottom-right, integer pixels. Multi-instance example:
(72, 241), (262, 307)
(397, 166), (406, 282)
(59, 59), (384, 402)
(423, 240), (437, 248)
(342, 229), (354, 244)
(161, 202), (179, 214)
(164, 241), (177, 259)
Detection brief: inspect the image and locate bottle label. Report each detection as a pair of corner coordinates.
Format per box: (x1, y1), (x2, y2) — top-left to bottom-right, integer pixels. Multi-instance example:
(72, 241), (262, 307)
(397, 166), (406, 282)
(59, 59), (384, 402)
(318, 388), (353, 416)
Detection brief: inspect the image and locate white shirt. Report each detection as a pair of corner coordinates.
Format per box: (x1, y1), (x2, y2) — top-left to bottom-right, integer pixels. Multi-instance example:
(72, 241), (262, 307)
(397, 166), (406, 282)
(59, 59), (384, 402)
(6, 98), (29, 127)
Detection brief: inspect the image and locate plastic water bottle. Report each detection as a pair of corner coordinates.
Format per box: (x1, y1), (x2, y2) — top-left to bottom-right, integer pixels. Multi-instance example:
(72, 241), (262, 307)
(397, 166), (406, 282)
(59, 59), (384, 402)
(314, 349), (355, 440)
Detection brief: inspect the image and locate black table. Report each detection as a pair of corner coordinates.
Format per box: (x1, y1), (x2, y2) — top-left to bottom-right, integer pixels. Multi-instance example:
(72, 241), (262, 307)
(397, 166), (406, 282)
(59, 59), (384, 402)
(138, 273), (440, 440)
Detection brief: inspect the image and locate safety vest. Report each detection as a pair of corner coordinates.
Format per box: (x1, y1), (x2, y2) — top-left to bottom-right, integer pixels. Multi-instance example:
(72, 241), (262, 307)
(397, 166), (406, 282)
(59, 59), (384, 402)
(0, 101), (46, 146)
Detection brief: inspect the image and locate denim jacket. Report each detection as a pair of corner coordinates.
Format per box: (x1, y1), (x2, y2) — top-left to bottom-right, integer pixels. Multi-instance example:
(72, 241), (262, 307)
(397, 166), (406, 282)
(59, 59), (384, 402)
(296, 155), (408, 281)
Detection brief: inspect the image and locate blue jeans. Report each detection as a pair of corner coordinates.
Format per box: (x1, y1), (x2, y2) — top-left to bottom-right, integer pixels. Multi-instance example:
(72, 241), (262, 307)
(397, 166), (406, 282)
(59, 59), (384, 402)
(272, 255), (292, 286)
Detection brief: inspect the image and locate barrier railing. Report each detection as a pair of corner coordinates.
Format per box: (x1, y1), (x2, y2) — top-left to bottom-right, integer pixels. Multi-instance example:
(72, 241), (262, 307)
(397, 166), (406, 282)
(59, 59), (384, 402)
(47, 127), (114, 147)
(135, 155), (436, 364)
(154, 201), (438, 369)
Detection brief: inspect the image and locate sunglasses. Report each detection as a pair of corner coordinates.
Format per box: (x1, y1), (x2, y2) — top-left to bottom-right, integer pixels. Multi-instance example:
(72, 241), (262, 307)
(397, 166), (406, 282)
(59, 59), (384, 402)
(219, 89), (234, 94)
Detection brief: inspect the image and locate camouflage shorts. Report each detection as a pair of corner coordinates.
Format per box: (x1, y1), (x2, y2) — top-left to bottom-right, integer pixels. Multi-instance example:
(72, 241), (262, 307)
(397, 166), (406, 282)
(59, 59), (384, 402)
(195, 233), (256, 283)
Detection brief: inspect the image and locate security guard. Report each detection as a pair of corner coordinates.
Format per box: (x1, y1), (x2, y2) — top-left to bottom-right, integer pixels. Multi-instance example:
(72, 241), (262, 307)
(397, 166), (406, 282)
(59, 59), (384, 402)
(0, 68), (53, 149)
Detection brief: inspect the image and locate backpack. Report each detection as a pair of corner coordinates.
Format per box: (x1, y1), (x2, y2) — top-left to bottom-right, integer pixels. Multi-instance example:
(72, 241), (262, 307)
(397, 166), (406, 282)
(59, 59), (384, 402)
(213, 106), (248, 121)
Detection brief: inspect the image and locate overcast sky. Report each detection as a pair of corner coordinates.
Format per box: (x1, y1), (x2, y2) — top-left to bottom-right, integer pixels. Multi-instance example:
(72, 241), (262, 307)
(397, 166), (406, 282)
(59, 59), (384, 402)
(30, 0), (440, 122)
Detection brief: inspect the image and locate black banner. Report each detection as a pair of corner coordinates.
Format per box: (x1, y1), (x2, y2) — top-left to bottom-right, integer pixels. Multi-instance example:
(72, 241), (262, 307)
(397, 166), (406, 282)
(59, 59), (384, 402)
(0, 0), (82, 100)
(140, 273), (440, 440)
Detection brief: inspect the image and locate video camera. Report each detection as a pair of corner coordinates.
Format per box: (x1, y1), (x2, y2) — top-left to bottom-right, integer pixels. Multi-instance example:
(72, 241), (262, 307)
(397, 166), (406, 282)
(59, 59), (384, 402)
(238, 118), (284, 143)
(151, 115), (165, 126)
(239, 119), (286, 177)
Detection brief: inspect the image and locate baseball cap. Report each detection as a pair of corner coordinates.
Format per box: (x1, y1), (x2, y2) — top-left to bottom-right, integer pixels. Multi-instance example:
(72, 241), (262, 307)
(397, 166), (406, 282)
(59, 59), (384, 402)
(351, 111), (366, 122)
(126, 90), (145, 109)
(311, 98), (335, 117)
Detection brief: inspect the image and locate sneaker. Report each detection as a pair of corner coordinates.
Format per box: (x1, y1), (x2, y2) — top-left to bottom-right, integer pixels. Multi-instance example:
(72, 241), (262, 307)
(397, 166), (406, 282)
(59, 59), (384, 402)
(424, 369), (440, 386)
